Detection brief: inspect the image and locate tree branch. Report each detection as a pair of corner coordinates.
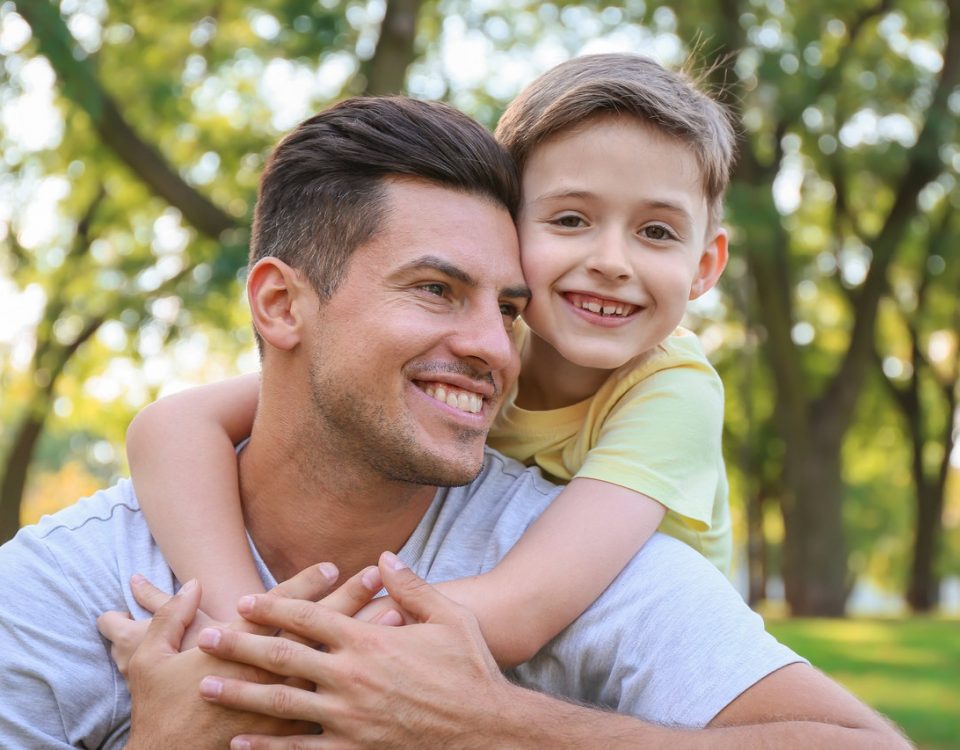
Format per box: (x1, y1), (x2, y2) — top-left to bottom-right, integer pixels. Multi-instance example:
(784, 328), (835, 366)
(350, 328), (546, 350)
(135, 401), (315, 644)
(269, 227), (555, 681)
(16, 0), (238, 239)
(818, 0), (960, 422)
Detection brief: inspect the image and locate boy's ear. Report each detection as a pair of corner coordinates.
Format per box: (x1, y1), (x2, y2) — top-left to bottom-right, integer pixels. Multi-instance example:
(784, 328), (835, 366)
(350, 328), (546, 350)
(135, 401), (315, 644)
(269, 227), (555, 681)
(689, 228), (729, 300)
(247, 257), (314, 351)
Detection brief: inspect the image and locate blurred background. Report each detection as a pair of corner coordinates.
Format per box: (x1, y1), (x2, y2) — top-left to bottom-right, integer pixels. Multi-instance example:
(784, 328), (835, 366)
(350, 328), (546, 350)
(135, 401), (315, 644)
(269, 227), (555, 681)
(1, 0), (958, 745)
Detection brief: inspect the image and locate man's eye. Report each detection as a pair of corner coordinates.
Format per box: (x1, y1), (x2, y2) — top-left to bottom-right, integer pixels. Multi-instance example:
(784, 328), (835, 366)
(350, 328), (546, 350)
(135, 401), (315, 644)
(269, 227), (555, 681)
(642, 224), (677, 241)
(420, 283), (447, 296)
(500, 302), (520, 319)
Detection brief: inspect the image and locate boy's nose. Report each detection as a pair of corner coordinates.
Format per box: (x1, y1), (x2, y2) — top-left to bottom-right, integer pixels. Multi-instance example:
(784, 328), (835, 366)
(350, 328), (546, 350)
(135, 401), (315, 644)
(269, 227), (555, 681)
(587, 233), (632, 281)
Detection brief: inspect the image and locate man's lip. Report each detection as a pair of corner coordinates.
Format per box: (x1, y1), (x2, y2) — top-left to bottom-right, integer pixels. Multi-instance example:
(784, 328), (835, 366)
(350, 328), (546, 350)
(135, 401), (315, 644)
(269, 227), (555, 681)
(410, 374), (496, 399)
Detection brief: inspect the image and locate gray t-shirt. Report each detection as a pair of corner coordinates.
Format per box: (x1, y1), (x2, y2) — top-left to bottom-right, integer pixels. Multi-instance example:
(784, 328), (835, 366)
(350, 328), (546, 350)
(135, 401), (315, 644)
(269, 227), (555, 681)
(0, 448), (801, 748)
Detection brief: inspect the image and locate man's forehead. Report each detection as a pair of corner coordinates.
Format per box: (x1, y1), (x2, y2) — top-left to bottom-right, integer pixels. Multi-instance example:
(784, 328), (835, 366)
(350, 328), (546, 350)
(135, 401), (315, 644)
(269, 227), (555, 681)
(374, 180), (524, 286)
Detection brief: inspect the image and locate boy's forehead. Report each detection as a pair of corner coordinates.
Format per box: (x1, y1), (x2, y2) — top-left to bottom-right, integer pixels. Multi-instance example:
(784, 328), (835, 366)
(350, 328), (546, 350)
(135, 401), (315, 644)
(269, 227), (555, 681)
(524, 117), (707, 208)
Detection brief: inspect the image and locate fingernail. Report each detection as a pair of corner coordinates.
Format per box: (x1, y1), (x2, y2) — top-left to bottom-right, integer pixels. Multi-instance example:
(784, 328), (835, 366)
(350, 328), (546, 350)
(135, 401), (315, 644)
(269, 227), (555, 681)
(198, 628), (221, 649)
(382, 551), (407, 571)
(380, 609), (404, 627)
(361, 566), (382, 591)
(231, 739), (252, 750)
(318, 562), (338, 581)
(237, 595), (256, 613)
(199, 676), (223, 699)
(130, 573), (145, 586)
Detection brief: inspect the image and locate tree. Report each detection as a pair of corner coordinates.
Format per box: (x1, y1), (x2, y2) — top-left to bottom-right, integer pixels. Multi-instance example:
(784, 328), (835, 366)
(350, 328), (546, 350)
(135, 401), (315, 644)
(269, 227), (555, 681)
(672, 0), (960, 614)
(877, 206), (959, 610)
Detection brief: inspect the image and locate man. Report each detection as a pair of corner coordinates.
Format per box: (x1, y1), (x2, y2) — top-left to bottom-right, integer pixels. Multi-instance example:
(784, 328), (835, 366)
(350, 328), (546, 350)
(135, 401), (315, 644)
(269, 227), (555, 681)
(0, 97), (906, 749)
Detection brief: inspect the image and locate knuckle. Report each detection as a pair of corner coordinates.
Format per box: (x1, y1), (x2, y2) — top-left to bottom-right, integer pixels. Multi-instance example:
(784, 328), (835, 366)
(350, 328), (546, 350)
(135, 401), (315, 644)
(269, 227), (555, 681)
(266, 638), (296, 670)
(270, 684), (298, 716)
(289, 601), (317, 631)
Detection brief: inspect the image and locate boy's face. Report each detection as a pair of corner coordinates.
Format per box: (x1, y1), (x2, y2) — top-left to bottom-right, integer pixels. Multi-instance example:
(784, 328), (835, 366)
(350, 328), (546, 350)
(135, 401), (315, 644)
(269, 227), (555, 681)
(517, 115), (727, 371)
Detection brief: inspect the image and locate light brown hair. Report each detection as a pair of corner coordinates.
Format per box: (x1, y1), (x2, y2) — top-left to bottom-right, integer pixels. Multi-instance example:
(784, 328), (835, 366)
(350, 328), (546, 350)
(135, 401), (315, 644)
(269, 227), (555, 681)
(495, 54), (737, 228)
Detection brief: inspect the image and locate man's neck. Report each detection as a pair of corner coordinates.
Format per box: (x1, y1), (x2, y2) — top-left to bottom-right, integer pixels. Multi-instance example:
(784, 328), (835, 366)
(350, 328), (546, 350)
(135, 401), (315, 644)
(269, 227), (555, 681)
(237, 427), (437, 584)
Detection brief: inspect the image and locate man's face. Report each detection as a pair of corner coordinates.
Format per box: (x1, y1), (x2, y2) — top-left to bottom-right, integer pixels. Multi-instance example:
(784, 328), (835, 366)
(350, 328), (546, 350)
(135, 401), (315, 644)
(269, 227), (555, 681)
(303, 179), (528, 487)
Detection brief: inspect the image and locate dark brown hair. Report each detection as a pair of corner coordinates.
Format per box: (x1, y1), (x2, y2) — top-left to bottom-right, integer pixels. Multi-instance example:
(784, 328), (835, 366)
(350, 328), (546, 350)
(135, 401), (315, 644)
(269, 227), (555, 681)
(496, 54), (737, 228)
(250, 96), (520, 300)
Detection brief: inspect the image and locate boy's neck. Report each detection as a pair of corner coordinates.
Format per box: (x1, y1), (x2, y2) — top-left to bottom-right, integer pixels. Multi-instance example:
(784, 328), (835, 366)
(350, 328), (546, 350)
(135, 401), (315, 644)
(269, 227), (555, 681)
(516, 333), (615, 410)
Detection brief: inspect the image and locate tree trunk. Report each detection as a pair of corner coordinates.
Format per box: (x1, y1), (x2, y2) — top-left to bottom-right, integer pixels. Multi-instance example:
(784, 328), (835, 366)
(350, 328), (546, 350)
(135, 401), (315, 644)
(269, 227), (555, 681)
(745, 488), (767, 606)
(907, 481), (943, 611)
(363, 0), (422, 95)
(780, 426), (848, 615)
(0, 404), (47, 544)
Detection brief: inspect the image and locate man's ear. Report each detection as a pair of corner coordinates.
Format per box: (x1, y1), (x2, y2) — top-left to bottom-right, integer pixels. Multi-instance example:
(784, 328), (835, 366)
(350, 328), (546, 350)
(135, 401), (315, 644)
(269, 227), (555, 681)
(247, 257), (313, 351)
(689, 228), (729, 300)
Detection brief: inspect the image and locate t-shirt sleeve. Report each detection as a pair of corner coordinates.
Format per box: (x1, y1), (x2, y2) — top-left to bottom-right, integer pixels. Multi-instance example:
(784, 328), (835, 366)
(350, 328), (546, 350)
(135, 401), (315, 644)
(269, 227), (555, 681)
(0, 522), (128, 748)
(575, 360), (724, 529)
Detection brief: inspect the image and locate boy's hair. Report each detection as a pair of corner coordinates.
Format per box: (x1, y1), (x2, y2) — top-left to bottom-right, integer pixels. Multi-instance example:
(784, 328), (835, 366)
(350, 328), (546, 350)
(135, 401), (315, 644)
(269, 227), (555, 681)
(250, 96), (520, 301)
(495, 53), (737, 229)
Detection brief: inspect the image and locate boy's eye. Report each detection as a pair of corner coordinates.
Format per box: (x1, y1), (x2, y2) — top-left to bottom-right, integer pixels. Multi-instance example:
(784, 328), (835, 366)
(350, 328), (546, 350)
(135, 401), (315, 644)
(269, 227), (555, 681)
(641, 224), (677, 241)
(552, 214), (586, 228)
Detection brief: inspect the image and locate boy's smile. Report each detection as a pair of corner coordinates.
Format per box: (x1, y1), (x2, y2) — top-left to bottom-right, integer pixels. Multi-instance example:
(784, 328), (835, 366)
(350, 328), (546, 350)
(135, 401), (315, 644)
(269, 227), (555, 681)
(516, 114), (727, 403)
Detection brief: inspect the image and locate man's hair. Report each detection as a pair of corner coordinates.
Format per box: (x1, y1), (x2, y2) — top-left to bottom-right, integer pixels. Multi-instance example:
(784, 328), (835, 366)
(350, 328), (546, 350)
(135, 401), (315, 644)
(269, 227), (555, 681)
(250, 96), (520, 301)
(495, 53), (737, 228)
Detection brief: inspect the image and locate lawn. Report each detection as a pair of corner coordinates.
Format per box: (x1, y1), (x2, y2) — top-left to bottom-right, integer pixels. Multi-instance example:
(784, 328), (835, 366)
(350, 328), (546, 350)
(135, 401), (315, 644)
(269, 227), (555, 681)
(766, 617), (960, 749)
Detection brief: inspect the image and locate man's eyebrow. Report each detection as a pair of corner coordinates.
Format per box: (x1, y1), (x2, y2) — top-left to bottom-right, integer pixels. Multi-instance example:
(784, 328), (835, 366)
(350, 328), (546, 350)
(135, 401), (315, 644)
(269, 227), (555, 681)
(395, 255), (530, 300)
(502, 284), (532, 302)
(397, 255), (477, 286)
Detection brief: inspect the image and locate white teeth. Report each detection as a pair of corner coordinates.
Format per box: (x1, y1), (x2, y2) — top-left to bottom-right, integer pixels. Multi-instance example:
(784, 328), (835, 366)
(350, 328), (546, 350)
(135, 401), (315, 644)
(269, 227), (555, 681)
(573, 296), (634, 317)
(422, 383), (483, 414)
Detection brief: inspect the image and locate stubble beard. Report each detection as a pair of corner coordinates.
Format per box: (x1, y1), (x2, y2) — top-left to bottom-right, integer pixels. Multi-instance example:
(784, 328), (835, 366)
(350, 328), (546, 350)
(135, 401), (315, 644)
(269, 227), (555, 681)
(307, 355), (485, 489)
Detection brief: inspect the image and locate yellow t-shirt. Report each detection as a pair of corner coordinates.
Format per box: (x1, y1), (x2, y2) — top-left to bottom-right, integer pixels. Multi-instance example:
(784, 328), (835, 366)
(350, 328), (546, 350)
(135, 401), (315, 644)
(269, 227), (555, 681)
(488, 326), (732, 574)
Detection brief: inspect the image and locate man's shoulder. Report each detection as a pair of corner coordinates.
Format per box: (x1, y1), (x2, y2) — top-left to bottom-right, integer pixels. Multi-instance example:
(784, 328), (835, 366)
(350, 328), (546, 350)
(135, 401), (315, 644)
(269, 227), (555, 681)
(468, 448), (562, 506)
(1, 479), (172, 615)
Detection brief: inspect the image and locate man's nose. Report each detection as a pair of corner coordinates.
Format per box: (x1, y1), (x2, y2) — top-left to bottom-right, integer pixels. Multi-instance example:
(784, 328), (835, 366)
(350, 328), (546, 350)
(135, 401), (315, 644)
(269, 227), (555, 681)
(449, 300), (517, 376)
(587, 230), (633, 281)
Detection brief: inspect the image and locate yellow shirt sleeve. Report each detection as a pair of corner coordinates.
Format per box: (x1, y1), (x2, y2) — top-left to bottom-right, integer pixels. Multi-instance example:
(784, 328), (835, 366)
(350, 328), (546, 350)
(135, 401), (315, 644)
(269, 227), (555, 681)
(574, 358), (725, 531)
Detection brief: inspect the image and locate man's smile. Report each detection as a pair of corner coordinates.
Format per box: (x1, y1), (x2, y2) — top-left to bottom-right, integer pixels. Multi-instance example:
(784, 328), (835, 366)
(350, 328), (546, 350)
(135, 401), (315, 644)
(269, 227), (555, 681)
(419, 382), (485, 414)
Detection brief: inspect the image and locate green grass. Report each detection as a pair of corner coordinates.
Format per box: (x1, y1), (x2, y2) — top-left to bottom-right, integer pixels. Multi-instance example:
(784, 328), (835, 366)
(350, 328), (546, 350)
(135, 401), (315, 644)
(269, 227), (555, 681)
(766, 617), (960, 749)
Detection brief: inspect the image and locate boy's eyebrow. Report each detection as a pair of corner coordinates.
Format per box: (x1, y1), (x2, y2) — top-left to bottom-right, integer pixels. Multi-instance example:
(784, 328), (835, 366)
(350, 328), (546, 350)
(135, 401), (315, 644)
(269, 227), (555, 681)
(533, 190), (695, 224)
(394, 255), (531, 300)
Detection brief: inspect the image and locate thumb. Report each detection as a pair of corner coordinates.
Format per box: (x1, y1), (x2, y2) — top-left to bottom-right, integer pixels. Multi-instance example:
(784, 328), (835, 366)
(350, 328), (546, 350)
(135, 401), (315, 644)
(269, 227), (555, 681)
(140, 578), (202, 657)
(377, 551), (458, 625)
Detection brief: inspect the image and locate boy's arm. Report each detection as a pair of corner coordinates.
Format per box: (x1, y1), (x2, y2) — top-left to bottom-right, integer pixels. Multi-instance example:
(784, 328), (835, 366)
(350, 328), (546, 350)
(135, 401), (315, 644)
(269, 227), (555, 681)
(437, 477), (665, 666)
(127, 373), (264, 620)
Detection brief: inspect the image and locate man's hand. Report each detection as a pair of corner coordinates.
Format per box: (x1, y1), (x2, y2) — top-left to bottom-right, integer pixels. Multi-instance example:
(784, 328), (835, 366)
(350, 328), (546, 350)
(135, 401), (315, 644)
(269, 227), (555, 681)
(123, 563), (388, 749)
(197, 551), (511, 750)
